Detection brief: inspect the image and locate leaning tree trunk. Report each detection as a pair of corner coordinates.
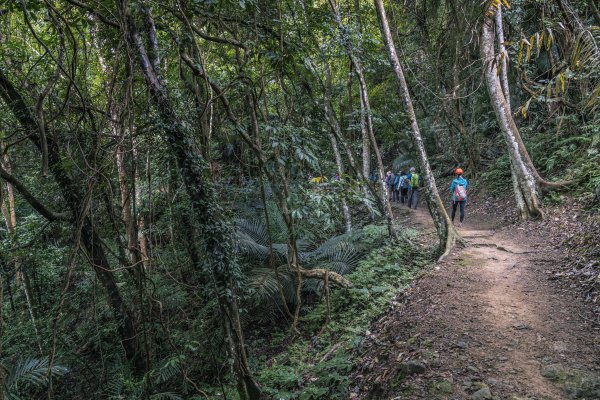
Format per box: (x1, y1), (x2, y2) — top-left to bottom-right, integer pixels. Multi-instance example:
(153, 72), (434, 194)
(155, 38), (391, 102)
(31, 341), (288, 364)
(117, 2), (262, 398)
(481, 4), (544, 219)
(374, 0), (458, 258)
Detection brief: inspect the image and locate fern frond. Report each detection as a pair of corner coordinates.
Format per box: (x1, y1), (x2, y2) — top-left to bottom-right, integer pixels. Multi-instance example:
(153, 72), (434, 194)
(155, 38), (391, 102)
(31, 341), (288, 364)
(3, 356), (68, 397)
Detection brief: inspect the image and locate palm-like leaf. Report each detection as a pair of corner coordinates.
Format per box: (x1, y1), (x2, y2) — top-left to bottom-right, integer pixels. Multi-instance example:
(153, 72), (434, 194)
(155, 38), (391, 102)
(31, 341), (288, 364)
(238, 214), (363, 317)
(518, 25), (600, 117)
(3, 356), (68, 399)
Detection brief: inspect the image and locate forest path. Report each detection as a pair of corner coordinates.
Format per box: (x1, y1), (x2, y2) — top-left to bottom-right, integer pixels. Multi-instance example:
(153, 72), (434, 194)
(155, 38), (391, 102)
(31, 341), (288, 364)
(352, 204), (600, 399)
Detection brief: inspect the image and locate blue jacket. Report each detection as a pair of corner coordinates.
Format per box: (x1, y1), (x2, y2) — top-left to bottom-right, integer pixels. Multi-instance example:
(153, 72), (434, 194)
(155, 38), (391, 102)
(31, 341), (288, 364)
(450, 176), (469, 201)
(393, 174), (400, 187)
(399, 175), (409, 189)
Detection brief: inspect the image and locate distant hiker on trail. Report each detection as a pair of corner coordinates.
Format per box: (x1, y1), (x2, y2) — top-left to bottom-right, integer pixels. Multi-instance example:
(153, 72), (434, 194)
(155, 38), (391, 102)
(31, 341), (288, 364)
(392, 172), (400, 202)
(408, 167), (421, 209)
(450, 168), (469, 227)
(385, 171), (395, 201)
(398, 170), (409, 204)
(368, 170), (378, 185)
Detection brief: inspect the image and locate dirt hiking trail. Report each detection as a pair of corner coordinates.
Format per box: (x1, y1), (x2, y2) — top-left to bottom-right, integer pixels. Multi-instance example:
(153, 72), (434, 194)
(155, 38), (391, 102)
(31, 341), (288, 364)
(351, 205), (600, 399)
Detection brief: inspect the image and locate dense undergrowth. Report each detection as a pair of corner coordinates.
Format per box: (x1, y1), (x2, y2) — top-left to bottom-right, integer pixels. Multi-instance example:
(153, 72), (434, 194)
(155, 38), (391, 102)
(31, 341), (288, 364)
(1, 0), (598, 399)
(245, 227), (430, 400)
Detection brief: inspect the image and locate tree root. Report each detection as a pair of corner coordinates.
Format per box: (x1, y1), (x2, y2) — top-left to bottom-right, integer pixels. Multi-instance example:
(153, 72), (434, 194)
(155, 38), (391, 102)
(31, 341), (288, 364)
(537, 177), (575, 188)
(300, 267), (352, 288)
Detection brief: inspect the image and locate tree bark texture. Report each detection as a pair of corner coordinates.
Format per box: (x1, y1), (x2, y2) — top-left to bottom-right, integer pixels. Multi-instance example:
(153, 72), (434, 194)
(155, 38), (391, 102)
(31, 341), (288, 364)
(494, 7), (511, 111)
(481, 5), (544, 219)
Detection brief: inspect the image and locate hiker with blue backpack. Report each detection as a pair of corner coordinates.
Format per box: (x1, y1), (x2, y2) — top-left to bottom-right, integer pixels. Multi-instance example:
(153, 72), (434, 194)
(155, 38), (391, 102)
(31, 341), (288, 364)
(450, 168), (469, 227)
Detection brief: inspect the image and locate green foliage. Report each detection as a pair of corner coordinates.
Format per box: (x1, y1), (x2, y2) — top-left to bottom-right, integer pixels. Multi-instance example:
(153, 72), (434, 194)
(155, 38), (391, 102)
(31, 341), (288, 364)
(253, 234), (430, 399)
(2, 356), (69, 400)
(1, 0), (598, 399)
(480, 155), (512, 196)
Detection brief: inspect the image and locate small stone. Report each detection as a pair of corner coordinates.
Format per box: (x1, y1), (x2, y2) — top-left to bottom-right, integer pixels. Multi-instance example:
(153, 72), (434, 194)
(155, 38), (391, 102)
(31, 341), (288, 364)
(456, 340), (468, 349)
(487, 378), (499, 386)
(471, 385), (492, 400)
(467, 365), (480, 373)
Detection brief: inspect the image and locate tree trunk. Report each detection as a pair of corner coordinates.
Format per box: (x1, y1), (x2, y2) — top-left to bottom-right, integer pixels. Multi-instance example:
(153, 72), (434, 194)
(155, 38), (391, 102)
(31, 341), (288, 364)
(351, 0), (370, 183)
(481, 4), (544, 219)
(494, 7), (529, 220)
(327, 0), (396, 239)
(328, 131), (352, 232)
(0, 68), (145, 372)
(117, 2), (262, 398)
(495, 7), (511, 111)
(0, 145), (16, 234)
(374, 0), (458, 258)
(355, 56), (396, 239)
(114, 116), (144, 271)
(321, 59), (352, 232)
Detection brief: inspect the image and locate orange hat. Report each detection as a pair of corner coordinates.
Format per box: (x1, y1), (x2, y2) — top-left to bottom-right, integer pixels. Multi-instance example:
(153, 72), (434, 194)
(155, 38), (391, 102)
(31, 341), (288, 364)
(455, 168), (464, 175)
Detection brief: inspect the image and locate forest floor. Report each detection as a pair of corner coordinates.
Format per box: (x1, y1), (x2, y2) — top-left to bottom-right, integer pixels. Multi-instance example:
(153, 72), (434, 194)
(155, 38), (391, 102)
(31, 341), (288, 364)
(350, 199), (600, 399)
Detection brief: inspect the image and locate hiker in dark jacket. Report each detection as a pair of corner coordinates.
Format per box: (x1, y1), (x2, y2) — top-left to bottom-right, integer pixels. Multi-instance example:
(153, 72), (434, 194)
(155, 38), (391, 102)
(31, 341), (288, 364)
(385, 171), (395, 201)
(450, 168), (469, 227)
(398, 171), (409, 204)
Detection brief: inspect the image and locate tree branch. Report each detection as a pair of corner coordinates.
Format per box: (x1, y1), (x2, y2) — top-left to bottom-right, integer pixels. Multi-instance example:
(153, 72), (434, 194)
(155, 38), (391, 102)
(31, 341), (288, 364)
(62, 0), (119, 28)
(0, 164), (69, 221)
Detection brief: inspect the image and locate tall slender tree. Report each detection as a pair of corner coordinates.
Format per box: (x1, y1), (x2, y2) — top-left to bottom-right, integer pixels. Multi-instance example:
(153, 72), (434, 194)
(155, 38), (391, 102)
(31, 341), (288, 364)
(374, 0), (459, 258)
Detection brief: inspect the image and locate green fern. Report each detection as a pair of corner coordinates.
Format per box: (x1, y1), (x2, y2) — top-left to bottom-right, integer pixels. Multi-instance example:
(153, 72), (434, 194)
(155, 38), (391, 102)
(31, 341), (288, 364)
(2, 356), (68, 400)
(236, 216), (362, 318)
